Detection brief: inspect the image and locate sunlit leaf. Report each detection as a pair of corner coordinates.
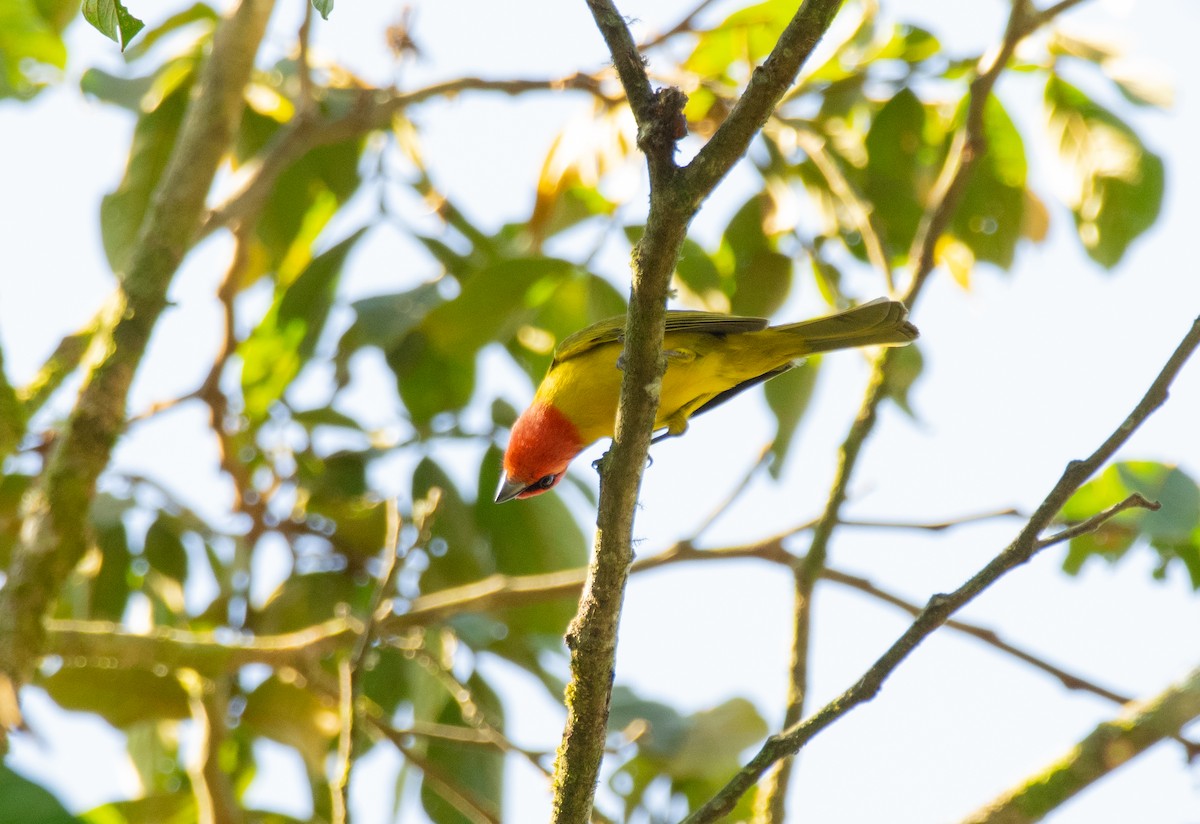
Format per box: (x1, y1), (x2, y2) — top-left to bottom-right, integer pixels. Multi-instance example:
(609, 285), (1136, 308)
(38, 666), (189, 728)
(951, 94), (1026, 268)
(99, 58), (197, 274)
(685, 0), (798, 83)
(311, 0), (333, 20)
(0, 0), (68, 100)
(1044, 76), (1164, 268)
(81, 0), (145, 51)
(508, 272), (627, 382)
(120, 3), (217, 61)
(241, 675), (340, 771)
(240, 228), (367, 421)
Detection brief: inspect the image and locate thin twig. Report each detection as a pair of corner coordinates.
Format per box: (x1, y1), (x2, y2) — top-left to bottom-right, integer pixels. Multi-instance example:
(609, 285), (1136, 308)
(1035, 493), (1158, 549)
(333, 499), (406, 823)
(640, 0), (722, 50)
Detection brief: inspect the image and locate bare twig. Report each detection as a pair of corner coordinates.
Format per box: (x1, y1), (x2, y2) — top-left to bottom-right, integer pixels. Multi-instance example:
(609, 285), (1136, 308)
(1036, 493), (1158, 549)
(201, 73), (611, 238)
(333, 499), (405, 823)
(180, 671), (242, 824)
(640, 0), (722, 50)
(685, 314), (1200, 824)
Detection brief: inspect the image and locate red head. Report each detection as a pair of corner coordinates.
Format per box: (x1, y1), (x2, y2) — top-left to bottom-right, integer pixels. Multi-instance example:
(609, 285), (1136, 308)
(495, 402), (585, 502)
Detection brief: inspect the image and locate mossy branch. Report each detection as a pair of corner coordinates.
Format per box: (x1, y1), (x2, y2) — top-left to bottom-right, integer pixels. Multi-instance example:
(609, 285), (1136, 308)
(960, 663), (1200, 824)
(549, 2), (875, 820)
(0, 0), (276, 742)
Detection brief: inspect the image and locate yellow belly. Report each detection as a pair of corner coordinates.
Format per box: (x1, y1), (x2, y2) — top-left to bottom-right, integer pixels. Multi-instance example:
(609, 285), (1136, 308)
(534, 332), (785, 447)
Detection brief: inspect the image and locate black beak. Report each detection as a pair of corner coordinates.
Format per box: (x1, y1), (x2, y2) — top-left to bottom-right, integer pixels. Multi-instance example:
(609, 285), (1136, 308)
(495, 472), (526, 504)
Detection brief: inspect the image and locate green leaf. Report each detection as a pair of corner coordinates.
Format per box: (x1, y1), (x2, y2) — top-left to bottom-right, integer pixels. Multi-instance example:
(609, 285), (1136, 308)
(1044, 76), (1164, 268)
(473, 445), (587, 638)
(609, 694), (767, 820)
(952, 94), (1027, 268)
(334, 282), (443, 386)
(81, 0), (145, 51)
(121, 3), (217, 61)
(685, 0), (797, 83)
(38, 666), (189, 727)
(764, 359), (820, 479)
(419, 673), (504, 824)
(143, 513), (188, 583)
(1060, 461), (1200, 587)
(252, 571), (371, 634)
(241, 675), (340, 772)
(311, 0), (333, 20)
(0, 474), (34, 568)
(414, 458), (489, 590)
(80, 794), (196, 824)
(721, 195), (792, 318)
(880, 342), (923, 418)
(240, 228), (367, 421)
(391, 258), (578, 424)
(863, 88), (933, 259)
(507, 271), (627, 383)
(99, 58), (197, 274)
(92, 517), (132, 622)
(0, 765), (82, 823)
(0, 0), (68, 100)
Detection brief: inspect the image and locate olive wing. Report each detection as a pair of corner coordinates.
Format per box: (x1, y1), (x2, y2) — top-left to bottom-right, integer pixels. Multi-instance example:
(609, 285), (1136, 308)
(552, 310), (769, 365)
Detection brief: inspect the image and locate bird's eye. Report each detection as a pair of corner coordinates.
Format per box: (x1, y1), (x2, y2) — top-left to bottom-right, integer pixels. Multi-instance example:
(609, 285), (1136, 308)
(535, 474), (557, 490)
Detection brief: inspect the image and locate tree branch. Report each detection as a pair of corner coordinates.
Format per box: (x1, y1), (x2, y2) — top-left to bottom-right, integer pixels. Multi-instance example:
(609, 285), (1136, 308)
(757, 0), (1080, 814)
(682, 0), (847, 203)
(685, 313), (1200, 824)
(201, 73), (612, 238)
(0, 0), (277, 744)
(960, 663), (1200, 824)
(553, 2), (855, 819)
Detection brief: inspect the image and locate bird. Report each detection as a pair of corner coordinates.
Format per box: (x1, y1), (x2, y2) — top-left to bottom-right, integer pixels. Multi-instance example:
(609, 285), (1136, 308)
(495, 298), (917, 502)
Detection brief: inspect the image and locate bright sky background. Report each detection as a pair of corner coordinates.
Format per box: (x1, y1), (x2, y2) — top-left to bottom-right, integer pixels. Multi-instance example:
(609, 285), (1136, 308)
(2, 0), (1199, 822)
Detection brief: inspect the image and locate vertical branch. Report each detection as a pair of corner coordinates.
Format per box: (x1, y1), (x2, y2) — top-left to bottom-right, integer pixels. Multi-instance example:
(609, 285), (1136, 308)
(755, 1), (1042, 817)
(0, 0), (277, 741)
(553, 2), (856, 821)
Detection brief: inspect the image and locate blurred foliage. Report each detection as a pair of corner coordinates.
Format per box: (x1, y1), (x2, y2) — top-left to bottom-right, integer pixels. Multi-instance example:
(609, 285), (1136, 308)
(0, 0), (1186, 821)
(1060, 462), (1200, 588)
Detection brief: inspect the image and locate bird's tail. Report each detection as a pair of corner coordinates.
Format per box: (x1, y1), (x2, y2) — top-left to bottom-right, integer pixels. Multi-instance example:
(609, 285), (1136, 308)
(776, 298), (918, 355)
